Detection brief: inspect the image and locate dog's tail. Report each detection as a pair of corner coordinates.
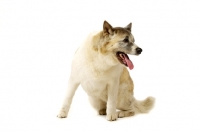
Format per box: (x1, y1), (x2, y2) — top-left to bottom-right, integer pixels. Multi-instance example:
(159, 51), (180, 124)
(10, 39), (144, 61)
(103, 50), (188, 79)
(134, 96), (155, 114)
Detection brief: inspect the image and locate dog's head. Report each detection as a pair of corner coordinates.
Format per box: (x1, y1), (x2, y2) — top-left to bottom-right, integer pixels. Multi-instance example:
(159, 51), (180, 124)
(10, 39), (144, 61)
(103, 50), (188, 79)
(97, 21), (142, 70)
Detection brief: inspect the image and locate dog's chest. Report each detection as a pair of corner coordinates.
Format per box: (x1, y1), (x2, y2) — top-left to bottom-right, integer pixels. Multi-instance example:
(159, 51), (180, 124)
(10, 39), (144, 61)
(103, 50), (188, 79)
(81, 78), (109, 101)
(80, 67), (123, 99)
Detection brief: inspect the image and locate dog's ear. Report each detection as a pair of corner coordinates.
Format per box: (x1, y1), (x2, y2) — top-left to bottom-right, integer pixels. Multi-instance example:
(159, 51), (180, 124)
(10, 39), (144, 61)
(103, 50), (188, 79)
(103, 21), (113, 36)
(125, 23), (132, 31)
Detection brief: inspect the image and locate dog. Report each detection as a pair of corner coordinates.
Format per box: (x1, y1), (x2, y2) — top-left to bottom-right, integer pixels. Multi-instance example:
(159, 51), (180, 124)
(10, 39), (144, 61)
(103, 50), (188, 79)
(57, 21), (155, 121)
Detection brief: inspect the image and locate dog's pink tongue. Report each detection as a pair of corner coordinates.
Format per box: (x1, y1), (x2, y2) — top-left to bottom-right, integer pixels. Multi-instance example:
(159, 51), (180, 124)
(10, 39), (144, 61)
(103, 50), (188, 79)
(124, 56), (134, 70)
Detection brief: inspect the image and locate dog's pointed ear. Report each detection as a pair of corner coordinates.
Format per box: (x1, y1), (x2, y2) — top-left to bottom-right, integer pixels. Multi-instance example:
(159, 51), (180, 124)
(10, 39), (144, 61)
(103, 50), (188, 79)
(125, 23), (132, 31)
(103, 21), (113, 35)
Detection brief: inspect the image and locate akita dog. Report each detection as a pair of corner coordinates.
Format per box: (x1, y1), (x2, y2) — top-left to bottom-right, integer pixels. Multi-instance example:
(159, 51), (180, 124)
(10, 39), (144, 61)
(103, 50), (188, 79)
(57, 21), (155, 121)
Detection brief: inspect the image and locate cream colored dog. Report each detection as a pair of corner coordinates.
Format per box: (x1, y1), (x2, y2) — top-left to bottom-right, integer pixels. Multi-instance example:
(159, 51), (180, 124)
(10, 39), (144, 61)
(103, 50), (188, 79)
(57, 21), (155, 121)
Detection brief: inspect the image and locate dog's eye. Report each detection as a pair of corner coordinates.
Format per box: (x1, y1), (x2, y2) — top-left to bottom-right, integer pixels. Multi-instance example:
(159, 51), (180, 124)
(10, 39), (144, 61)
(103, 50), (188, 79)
(123, 38), (129, 43)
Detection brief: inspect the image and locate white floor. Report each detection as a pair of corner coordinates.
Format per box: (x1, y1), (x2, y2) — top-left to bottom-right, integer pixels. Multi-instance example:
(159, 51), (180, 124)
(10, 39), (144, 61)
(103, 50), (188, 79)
(0, 0), (200, 132)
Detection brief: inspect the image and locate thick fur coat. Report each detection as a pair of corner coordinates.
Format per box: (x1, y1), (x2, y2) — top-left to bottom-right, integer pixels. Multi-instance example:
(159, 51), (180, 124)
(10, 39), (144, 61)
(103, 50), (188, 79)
(57, 21), (155, 121)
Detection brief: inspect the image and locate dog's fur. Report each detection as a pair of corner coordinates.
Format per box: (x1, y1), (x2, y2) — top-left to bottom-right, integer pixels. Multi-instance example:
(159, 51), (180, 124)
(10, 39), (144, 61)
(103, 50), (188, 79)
(57, 21), (155, 121)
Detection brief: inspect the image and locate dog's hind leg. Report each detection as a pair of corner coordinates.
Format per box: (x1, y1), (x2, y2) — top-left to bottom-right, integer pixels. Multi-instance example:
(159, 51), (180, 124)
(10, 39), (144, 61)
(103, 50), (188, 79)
(118, 110), (135, 118)
(89, 96), (107, 115)
(117, 96), (155, 118)
(117, 94), (135, 118)
(57, 77), (80, 118)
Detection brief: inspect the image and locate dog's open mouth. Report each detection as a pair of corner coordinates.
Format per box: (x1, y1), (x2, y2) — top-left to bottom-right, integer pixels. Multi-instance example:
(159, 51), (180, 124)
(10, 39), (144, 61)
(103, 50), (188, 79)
(116, 52), (134, 70)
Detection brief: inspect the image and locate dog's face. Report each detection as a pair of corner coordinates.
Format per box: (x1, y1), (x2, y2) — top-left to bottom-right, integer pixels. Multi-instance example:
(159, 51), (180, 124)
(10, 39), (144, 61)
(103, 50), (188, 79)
(100, 21), (142, 70)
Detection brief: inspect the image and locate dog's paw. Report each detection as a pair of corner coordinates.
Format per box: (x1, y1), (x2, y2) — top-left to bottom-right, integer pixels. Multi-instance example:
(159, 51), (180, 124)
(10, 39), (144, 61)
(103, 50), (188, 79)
(99, 109), (106, 115)
(106, 112), (117, 121)
(117, 111), (135, 118)
(57, 109), (68, 118)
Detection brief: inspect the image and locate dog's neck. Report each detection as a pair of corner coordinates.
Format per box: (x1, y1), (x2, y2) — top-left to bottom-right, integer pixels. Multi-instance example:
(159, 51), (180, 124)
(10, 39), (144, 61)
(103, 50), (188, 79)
(83, 31), (120, 72)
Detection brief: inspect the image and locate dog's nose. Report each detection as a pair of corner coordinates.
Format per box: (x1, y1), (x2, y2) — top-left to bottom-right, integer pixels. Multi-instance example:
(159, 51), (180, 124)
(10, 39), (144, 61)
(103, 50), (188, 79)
(136, 47), (142, 54)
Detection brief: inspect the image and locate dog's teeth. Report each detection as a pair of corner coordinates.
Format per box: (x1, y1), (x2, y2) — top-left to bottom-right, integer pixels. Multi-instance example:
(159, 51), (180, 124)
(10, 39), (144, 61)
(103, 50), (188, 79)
(119, 54), (123, 58)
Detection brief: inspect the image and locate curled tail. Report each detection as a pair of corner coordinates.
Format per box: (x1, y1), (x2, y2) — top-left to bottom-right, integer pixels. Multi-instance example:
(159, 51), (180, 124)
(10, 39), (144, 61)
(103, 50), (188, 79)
(134, 96), (155, 114)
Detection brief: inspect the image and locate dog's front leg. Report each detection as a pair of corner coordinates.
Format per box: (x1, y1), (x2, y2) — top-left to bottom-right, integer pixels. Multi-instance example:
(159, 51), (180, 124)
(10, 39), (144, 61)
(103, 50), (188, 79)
(106, 80), (119, 121)
(57, 77), (80, 118)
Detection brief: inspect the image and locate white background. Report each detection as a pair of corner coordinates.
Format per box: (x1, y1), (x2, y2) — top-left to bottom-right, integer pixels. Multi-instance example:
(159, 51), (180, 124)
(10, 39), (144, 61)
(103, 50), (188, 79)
(0, 0), (200, 131)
